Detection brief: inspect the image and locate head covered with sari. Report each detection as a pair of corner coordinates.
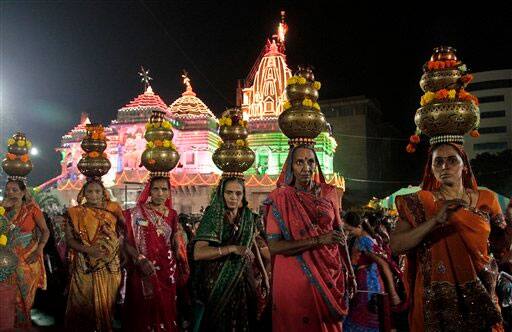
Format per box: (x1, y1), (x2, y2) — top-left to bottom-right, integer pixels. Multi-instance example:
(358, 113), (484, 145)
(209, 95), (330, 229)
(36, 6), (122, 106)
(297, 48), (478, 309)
(136, 175), (173, 209)
(420, 142), (478, 192)
(76, 177), (111, 205)
(277, 144), (326, 187)
(196, 176), (250, 244)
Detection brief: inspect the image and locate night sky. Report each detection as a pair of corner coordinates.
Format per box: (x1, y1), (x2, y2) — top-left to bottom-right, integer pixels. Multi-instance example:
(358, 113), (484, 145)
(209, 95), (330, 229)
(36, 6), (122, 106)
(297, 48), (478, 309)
(1, 2), (511, 184)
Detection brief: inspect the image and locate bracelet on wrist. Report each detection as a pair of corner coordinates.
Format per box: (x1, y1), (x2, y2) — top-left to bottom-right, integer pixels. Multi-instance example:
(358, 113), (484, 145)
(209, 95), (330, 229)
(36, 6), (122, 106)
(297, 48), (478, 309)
(218, 247), (222, 256)
(136, 254), (147, 263)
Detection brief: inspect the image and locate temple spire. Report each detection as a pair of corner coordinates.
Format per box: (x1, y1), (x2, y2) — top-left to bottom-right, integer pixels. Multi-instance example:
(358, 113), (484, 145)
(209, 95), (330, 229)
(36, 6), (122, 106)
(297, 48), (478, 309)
(181, 69), (196, 96)
(277, 11), (287, 46)
(138, 66), (153, 92)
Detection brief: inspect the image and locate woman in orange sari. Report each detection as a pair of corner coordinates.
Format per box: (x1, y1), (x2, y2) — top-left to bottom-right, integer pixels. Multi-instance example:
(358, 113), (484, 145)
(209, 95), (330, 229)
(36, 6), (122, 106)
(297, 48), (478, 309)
(391, 142), (506, 331)
(0, 179), (49, 328)
(64, 179), (125, 331)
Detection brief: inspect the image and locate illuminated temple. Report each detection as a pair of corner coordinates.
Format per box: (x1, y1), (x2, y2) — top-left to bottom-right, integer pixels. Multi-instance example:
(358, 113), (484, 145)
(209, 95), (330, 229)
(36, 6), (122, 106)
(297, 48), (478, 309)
(41, 13), (344, 213)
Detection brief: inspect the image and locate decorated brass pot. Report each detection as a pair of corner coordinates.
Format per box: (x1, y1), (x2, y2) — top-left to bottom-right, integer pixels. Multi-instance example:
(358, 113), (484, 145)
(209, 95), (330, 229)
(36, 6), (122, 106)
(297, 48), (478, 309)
(81, 138), (107, 153)
(144, 127), (174, 142)
(415, 101), (479, 137)
(212, 145), (255, 173)
(141, 148), (180, 173)
(296, 66), (315, 82)
(77, 157), (111, 178)
(285, 83), (319, 104)
(8, 145), (29, 156)
(218, 125), (248, 141)
(278, 107), (326, 139)
(430, 46), (458, 62)
(1, 159), (33, 177)
(420, 69), (462, 92)
(0, 247), (18, 282)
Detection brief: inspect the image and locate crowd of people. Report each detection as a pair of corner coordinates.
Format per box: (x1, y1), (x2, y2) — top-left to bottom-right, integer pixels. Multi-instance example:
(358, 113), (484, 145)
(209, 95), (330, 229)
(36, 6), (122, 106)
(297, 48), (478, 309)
(1, 57), (511, 331)
(1, 142), (511, 331)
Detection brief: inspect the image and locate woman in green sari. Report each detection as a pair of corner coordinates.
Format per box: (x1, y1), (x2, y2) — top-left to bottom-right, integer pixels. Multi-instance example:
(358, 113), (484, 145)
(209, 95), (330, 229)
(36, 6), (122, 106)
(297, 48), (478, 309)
(192, 177), (271, 332)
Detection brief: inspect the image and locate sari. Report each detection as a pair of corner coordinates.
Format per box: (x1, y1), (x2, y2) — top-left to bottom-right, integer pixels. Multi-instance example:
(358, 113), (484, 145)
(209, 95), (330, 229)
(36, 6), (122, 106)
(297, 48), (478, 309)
(123, 179), (189, 332)
(4, 202), (47, 328)
(193, 178), (269, 332)
(65, 201), (123, 331)
(396, 143), (505, 332)
(265, 145), (348, 332)
(344, 235), (387, 332)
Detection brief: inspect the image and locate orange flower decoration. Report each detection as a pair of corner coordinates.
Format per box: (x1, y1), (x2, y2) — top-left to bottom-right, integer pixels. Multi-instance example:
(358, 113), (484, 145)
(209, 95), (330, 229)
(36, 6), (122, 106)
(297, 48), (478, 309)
(409, 135), (420, 144)
(91, 132), (100, 140)
(458, 89), (469, 99)
(154, 140), (163, 147)
(427, 60), (459, 71)
(6, 153), (17, 160)
(470, 130), (480, 138)
(88, 151), (100, 158)
(406, 144), (416, 154)
(148, 159), (156, 165)
(460, 74), (473, 84)
(435, 89), (449, 99)
(20, 154), (30, 163)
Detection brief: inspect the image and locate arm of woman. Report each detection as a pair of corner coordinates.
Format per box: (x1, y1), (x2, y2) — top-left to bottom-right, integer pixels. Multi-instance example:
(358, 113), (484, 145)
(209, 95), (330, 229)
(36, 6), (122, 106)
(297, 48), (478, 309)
(389, 217), (437, 254)
(64, 222), (103, 259)
(193, 240), (245, 261)
(265, 201), (343, 256)
(269, 238), (316, 256)
(34, 211), (50, 253)
(367, 251), (401, 304)
(390, 200), (465, 254)
(255, 235), (271, 272)
(113, 203), (127, 239)
(26, 211), (50, 264)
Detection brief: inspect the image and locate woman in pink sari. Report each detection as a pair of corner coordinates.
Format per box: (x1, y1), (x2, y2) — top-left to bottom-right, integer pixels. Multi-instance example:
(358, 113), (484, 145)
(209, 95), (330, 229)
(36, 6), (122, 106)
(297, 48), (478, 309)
(123, 176), (189, 332)
(265, 145), (354, 332)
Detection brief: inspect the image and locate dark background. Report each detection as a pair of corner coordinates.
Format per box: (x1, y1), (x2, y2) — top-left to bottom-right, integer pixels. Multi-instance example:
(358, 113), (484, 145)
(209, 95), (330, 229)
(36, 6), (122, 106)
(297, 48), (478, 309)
(1, 1), (511, 185)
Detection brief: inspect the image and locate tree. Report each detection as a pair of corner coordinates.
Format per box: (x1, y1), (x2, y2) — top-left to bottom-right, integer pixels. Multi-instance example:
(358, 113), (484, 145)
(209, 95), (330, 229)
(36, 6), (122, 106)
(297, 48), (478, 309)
(471, 149), (512, 197)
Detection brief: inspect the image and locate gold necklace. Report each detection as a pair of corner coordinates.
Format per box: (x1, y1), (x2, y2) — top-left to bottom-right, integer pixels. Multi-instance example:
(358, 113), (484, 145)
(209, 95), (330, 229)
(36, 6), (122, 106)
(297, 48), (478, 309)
(438, 187), (468, 204)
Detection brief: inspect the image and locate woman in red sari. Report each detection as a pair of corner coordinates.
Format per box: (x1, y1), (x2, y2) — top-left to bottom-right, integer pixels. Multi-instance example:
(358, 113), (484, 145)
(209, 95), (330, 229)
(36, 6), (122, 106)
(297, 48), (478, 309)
(391, 142), (506, 331)
(123, 176), (189, 332)
(265, 145), (354, 332)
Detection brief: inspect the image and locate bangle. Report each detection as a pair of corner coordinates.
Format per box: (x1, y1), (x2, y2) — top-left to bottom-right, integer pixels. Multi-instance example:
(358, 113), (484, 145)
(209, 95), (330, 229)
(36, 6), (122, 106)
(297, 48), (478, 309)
(218, 247), (222, 256)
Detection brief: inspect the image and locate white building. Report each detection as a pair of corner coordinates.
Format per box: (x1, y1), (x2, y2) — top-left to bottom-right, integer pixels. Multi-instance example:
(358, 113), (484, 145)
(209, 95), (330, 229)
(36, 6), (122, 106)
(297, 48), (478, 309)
(465, 69), (512, 159)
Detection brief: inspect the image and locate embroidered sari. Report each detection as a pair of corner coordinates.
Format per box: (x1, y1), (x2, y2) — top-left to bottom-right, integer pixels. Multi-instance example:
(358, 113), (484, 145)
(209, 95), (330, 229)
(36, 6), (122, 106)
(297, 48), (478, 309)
(265, 145), (349, 332)
(4, 202), (47, 328)
(123, 179), (189, 332)
(396, 143), (505, 332)
(192, 178), (269, 332)
(65, 201), (122, 331)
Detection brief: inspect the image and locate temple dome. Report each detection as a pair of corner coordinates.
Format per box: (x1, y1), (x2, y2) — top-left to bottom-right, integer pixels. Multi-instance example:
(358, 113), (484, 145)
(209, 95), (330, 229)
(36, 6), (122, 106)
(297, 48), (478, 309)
(116, 86), (168, 123)
(168, 75), (215, 119)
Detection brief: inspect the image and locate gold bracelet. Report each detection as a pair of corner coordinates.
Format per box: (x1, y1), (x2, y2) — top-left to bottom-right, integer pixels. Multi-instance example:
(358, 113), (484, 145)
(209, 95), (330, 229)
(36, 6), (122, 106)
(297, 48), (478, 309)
(218, 247), (222, 256)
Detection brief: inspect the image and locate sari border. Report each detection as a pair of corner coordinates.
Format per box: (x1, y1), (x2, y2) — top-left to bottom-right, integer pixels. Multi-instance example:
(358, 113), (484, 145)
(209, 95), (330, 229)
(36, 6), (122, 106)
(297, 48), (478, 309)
(267, 233), (283, 240)
(270, 202), (345, 321)
(206, 207), (255, 322)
